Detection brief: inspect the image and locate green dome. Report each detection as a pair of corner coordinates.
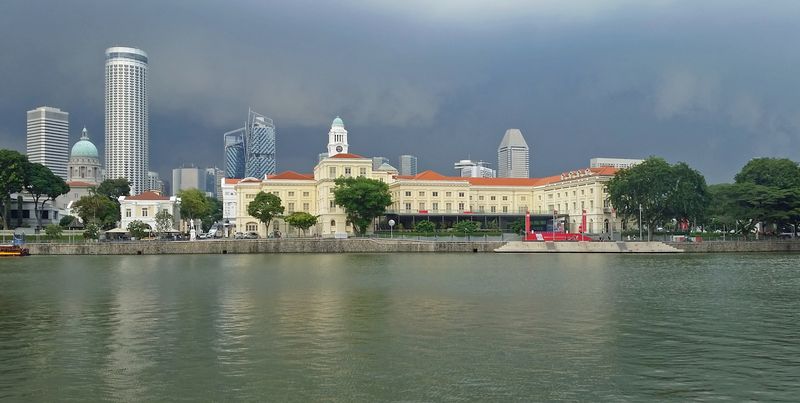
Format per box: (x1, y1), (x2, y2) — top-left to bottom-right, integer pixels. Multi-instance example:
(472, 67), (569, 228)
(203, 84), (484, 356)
(332, 116), (344, 127)
(71, 128), (99, 158)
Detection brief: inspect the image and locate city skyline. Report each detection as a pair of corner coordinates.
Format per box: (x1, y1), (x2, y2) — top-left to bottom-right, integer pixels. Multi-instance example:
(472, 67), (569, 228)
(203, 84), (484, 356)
(1, 1), (800, 184)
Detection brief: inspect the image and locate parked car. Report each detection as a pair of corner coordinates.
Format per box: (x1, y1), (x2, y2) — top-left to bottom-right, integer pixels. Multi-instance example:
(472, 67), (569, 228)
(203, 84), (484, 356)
(234, 232), (245, 239)
(245, 232), (260, 239)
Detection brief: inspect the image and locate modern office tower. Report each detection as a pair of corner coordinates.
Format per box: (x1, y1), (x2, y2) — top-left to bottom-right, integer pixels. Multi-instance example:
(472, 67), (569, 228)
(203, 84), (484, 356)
(245, 109), (276, 179)
(589, 157), (644, 169)
(26, 106), (69, 179)
(327, 116), (349, 157)
(205, 167), (224, 199)
(454, 159), (496, 178)
(399, 155), (418, 176)
(147, 171), (164, 193)
(67, 127), (101, 184)
(105, 46), (149, 195)
(171, 166), (203, 196)
(223, 128), (246, 179)
(497, 128), (529, 178)
(372, 156), (390, 170)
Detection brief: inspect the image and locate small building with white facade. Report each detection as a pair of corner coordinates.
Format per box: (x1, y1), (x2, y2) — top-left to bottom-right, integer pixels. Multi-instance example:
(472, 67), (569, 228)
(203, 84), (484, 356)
(118, 191), (181, 234)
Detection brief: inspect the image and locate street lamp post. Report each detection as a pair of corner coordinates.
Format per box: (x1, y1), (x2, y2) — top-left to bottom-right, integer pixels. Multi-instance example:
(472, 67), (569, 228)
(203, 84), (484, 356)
(388, 219), (395, 239)
(639, 203), (643, 241)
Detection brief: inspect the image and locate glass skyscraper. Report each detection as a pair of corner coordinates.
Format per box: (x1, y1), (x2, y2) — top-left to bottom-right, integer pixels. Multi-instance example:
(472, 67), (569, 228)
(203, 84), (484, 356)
(223, 128), (246, 179)
(223, 109), (276, 179)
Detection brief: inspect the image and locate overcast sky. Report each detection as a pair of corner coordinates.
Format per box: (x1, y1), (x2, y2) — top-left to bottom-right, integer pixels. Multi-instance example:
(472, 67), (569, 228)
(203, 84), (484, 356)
(1, 0), (799, 184)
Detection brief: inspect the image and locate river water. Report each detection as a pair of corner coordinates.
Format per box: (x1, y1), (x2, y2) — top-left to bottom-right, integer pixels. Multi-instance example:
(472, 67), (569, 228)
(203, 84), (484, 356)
(1, 253), (798, 401)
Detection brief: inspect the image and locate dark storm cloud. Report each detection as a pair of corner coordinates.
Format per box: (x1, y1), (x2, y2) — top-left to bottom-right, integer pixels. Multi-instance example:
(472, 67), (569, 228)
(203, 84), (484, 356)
(1, 0), (800, 183)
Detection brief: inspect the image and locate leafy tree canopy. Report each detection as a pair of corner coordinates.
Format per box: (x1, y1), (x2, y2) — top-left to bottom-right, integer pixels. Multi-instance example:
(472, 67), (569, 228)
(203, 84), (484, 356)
(605, 157), (709, 239)
(178, 188), (210, 220)
(44, 224), (63, 240)
(333, 176), (392, 236)
(201, 196), (222, 232)
(453, 220), (479, 234)
(284, 211), (318, 236)
(734, 158), (800, 189)
(127, 220), (150, 239)
(247, 191), (284, 232)
(73, 193), (119, 230)
(415, 219), (435, 234)
(155, 209), (175, 236)
(25, 163), (70, 229)
(96, 178), (131, 199)
(0, 149), (29, 229)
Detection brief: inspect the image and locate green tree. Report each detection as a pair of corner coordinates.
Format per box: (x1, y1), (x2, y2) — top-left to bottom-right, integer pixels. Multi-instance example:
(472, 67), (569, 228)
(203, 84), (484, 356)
(284, 211), (318, 236)
(44, 223), (63, 241)
(178, 188), (210, 221)
(83, 221), (100, 240)
(509, 219), (525, 234)
(73, 193), (119, 230)
(247, 191), (284, 234)
(453, 220), (479, 235)
(0, 149), (28, 229)
(127, 220), (150, 240)
(606, 157), (709, 240)
(154, 209), (174, 237)
(735, 158), (800, 189)
(59, 215), (77, 228)
(415, 219), (435, 234)
(332, 177), (393, 236)
(25, 163), (70, 229)
(201, 196), (223, 232)
(96, 178), (131, 199)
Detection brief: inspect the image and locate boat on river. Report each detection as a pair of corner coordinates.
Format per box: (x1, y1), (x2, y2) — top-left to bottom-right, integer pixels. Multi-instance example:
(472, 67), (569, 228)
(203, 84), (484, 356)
(0, 245), (29, 257)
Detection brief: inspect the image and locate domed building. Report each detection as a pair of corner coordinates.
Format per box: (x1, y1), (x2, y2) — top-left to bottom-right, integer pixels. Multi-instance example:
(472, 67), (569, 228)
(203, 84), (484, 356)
(68, 127), (102, 184)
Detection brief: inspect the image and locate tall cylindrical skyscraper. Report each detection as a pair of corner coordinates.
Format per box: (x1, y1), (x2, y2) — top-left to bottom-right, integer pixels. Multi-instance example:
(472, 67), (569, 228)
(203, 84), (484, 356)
(105, 47), (148, 194)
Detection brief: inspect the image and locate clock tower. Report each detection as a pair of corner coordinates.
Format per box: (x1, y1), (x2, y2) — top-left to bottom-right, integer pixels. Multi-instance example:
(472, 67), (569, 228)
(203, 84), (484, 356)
(327, 116), (349, 157)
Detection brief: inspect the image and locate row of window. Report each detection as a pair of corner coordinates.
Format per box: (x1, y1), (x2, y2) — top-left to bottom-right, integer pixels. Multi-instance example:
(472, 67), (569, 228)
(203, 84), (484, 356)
(329, 166), (368, 178)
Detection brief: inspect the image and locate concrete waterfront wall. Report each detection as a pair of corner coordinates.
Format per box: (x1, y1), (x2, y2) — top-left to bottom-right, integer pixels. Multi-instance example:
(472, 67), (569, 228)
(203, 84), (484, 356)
(26, 238), (506, 255)
(669, 240), (800, 253)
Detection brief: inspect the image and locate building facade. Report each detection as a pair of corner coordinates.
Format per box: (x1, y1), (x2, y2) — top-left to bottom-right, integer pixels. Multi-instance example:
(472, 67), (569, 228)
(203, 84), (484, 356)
(228, 118), (621, 238)
(454, 159), (496, 178)
(26, 106), (69, 180)
(589, 157), (644, 169)
(223, 128), (246, 179)
(119, 192), (181, 233)
(245, 109), (276, 179)
(171, 166), (203, 196)
(497, 128), (529, 178)
(67, 127), (102, 184)
(399, 155), (418, 176)
(105, 46), (148, 195)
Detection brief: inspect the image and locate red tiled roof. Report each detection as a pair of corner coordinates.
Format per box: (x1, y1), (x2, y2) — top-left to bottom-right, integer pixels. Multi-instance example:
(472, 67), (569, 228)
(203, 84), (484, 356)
(329, 153), (366, 159)
(66, 181), (95, 187)
(224, 178), (241, 185)
(238, 177), (262, 183)
(267, 171), (315, 180)
(125, 191), (170, 201)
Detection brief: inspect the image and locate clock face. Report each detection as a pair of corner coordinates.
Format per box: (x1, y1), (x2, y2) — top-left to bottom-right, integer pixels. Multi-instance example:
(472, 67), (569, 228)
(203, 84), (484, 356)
(336, 146), (343, 152)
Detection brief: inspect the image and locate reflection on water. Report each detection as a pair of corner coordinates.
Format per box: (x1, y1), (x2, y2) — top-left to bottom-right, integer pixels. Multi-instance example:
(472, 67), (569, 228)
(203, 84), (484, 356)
(1, 253), (799, 400)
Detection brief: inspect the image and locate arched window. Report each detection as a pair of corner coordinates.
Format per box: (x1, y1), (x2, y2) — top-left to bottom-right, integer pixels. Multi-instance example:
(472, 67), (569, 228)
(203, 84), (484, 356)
(330, 220), (336, 227)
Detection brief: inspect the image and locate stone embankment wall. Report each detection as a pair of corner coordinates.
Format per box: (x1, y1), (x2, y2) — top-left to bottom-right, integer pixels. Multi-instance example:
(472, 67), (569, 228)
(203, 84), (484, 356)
(669, 240), (800, 253)
(27, 238), (506, 255)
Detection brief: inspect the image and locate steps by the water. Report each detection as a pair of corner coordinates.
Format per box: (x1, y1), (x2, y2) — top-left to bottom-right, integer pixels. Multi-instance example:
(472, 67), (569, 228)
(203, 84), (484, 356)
(494, 241), (682, 253)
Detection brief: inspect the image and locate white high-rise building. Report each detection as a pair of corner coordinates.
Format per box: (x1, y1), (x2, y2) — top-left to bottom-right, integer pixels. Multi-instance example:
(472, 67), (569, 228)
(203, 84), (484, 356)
(105, 47), (148, 195)
(497, 129), (529, 178)
(171, 166), (203, 196)
(26, 106), (69, 179)
(399, 155), (418, 176)
(454, 159), (495, 178)
(589, 158), (644, 169)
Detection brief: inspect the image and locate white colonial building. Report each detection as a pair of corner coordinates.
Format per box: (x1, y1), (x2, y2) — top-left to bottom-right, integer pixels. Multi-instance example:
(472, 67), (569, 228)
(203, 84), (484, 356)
(118, 191), (181, 233)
